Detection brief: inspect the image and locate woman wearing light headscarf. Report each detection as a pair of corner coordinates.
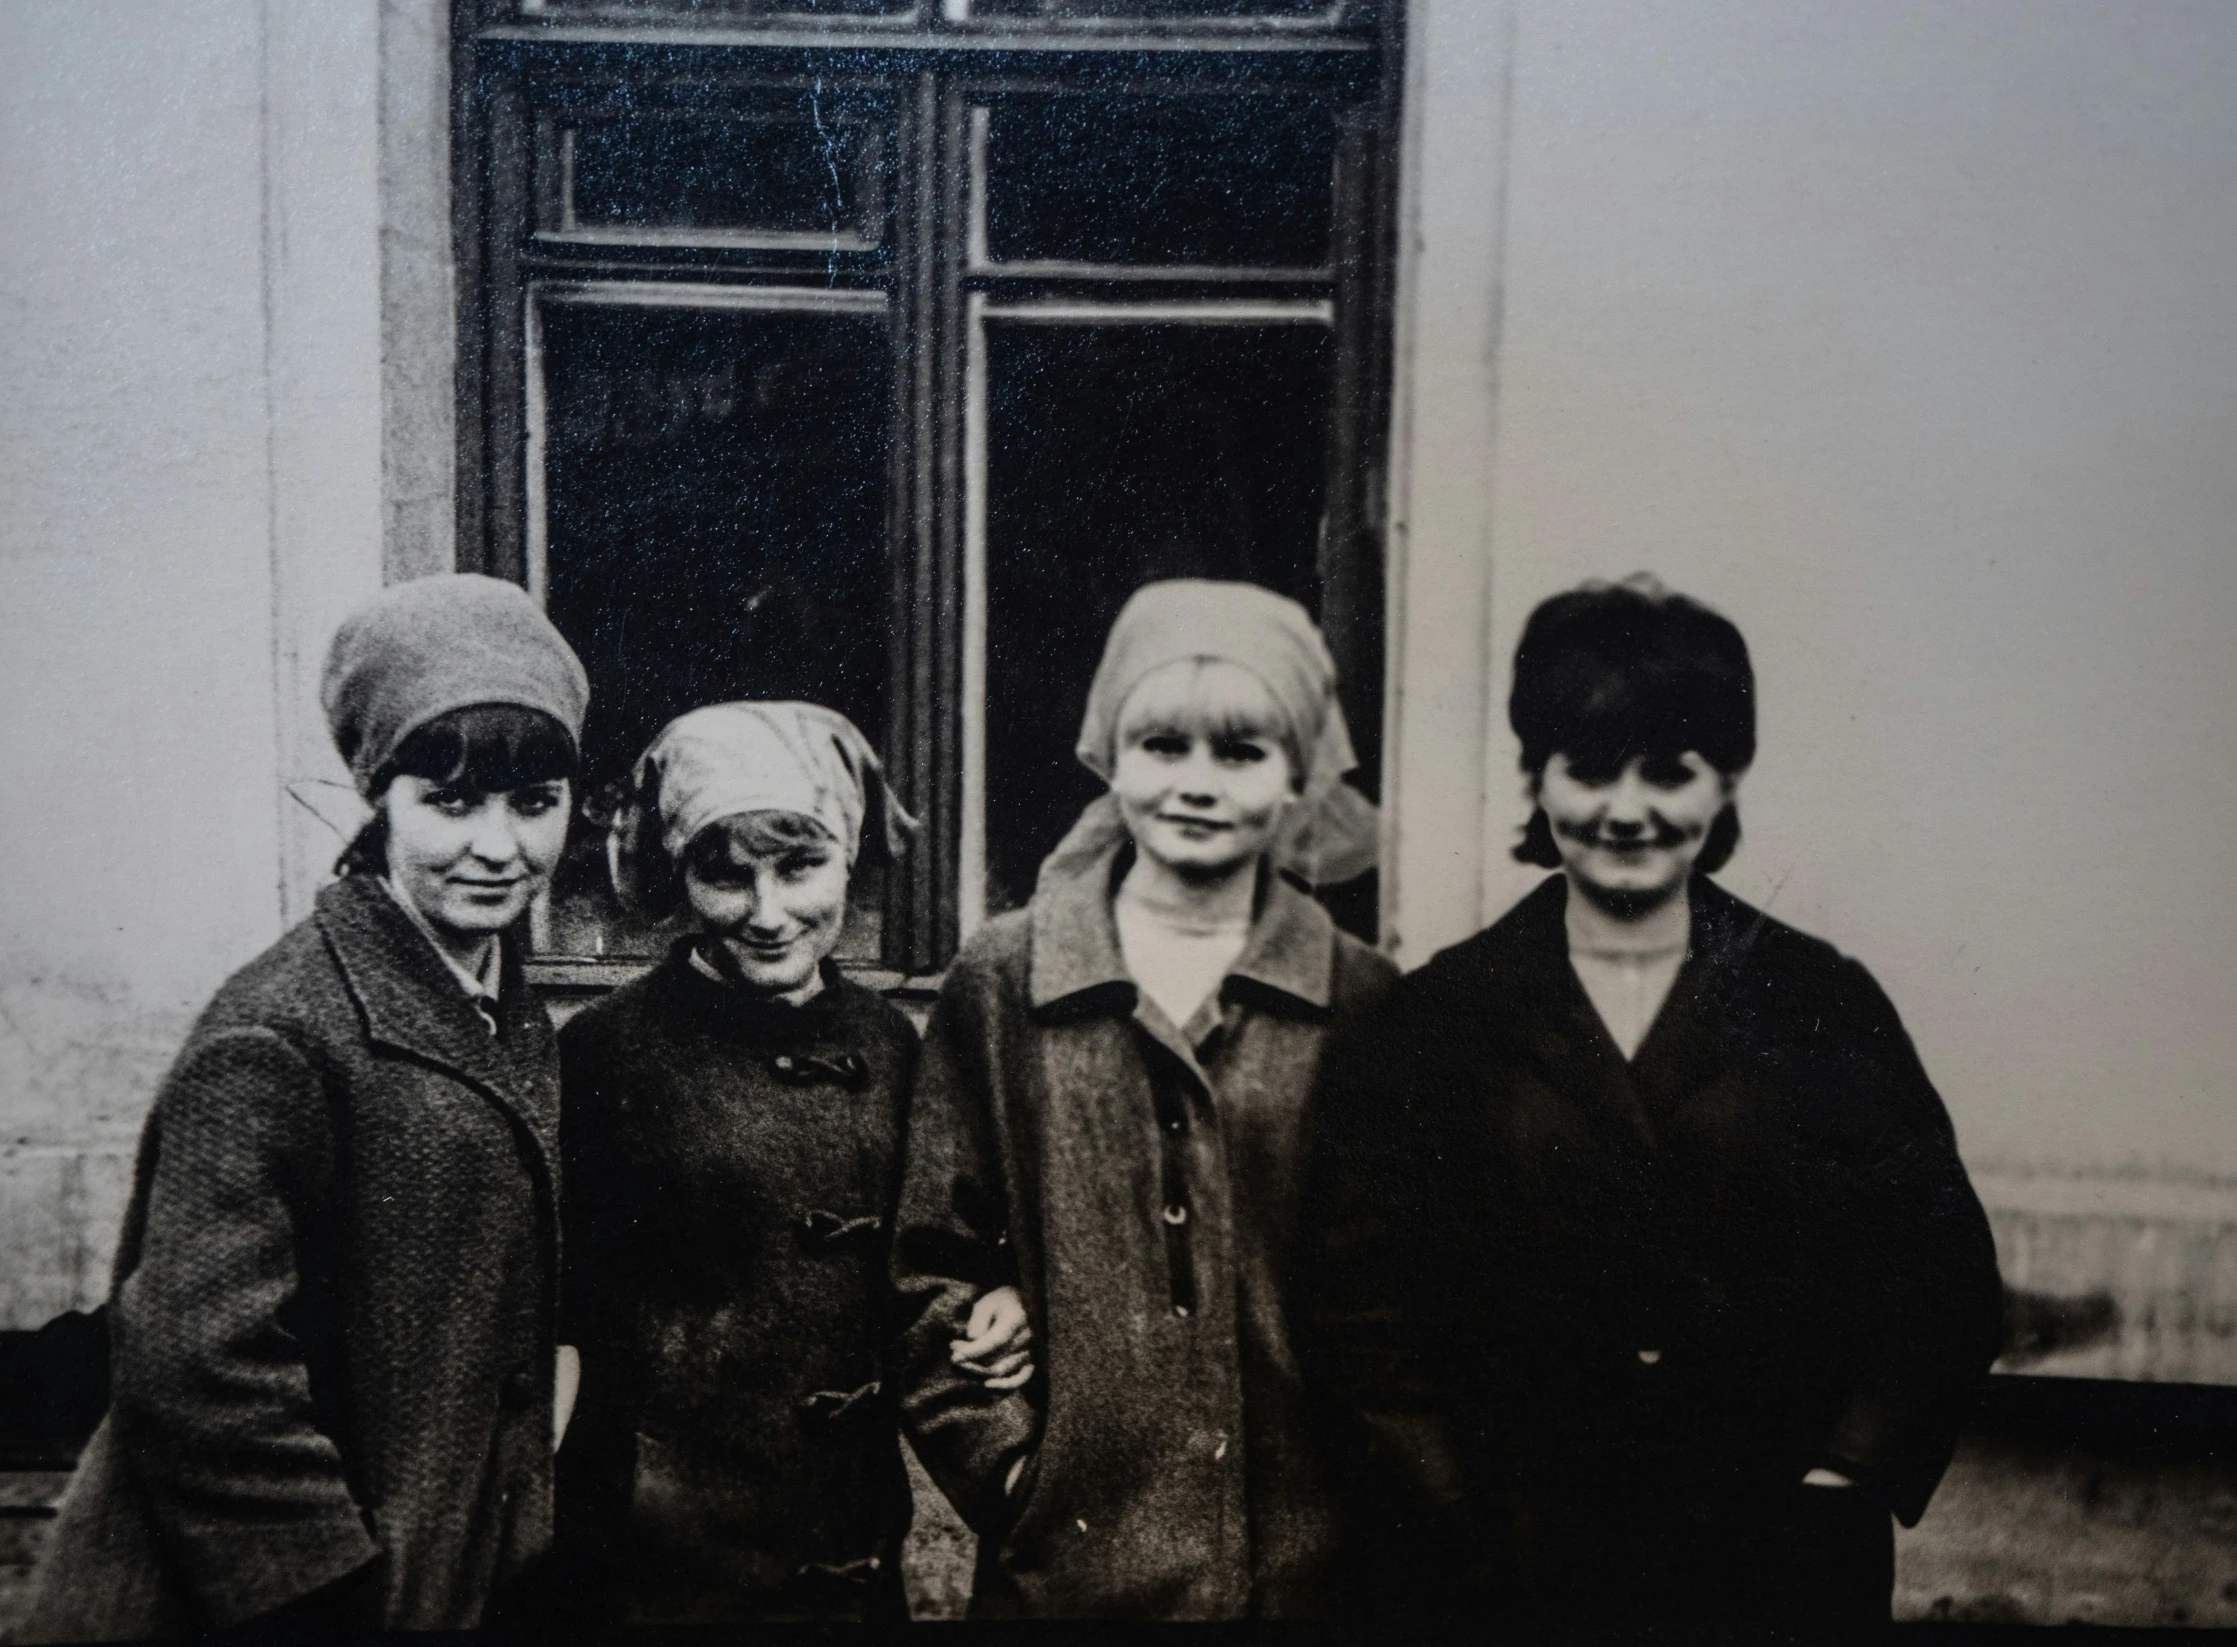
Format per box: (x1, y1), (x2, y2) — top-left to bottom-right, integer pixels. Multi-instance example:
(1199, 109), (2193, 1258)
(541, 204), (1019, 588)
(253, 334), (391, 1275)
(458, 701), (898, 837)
(890, 580), (1394, 1619)
(25, 575), (588, 1640)
(550, 702), (1029, 1624)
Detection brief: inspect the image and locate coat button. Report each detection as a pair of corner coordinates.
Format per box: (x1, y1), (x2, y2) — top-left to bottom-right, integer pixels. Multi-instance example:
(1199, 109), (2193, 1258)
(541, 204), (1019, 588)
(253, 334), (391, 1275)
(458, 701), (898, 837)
(1636, 1348), (1663, 1365)
(500, 1368), (538, 1409)
(1162, 1204), (1188, 1226)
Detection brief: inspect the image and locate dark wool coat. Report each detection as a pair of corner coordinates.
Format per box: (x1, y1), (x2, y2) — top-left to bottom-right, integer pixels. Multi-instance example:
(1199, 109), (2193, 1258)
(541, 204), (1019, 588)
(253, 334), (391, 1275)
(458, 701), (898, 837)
(891, 846), (1398, 1620)
(553, 948), (919, 1624)
(22, 874), (561, 1641)
(1297, 874), (2003, 1626)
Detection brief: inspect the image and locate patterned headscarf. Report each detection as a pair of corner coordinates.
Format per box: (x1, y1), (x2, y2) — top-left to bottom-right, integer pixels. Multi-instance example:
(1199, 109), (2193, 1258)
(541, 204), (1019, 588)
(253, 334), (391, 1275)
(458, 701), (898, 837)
(611, 702), (915, 895)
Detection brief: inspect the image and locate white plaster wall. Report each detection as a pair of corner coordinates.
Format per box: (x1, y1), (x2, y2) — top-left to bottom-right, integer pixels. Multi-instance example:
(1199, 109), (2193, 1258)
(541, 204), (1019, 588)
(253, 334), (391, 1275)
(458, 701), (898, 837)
(1389, 0), (2237, 1179)
(0, 0), (394, 1325)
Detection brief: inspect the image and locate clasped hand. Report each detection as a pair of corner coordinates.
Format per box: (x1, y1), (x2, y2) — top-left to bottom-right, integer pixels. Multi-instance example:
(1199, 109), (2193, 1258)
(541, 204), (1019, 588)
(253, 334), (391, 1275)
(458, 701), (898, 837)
(951, 1284), (1035, 1391)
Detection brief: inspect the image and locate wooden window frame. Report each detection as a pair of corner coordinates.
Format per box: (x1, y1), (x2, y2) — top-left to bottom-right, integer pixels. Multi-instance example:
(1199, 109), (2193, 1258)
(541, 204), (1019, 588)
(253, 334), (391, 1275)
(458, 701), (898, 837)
(452, 1), (1405, 988)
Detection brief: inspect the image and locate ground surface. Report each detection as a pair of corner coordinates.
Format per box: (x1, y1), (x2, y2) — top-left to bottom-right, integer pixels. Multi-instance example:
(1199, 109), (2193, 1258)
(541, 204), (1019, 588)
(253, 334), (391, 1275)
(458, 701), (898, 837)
(4, 1440), (2232, 1633)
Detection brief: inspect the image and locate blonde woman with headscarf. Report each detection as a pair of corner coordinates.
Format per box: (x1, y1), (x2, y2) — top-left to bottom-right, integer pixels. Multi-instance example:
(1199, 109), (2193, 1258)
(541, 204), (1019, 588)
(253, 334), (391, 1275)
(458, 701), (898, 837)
(890, 580), (1394, 1619)
(547, 703), (1031, 1625)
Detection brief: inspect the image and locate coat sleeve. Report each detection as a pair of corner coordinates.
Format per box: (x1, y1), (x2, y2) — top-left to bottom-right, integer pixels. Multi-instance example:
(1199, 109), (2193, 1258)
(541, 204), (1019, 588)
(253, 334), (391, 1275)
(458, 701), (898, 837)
(1817, 959), (2004, 1525)
(108, 1027), (381, 1630)
(1294, 986), (1480, 1607)
(555, 1023), (620, 1357)
(888, 958), (1039, 1533)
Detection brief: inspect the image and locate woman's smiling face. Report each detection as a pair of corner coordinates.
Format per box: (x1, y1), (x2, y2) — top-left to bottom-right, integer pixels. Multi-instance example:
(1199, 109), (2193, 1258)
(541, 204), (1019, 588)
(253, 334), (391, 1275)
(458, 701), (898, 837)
(1109, 659), (1298, 880)
(682, 813), (850, 998)
(1537, 749), (1732, 912)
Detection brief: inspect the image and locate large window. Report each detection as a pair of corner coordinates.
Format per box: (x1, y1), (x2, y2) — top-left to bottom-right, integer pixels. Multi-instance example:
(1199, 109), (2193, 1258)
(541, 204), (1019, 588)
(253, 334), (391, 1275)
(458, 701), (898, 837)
(454, 0), (1401, 980)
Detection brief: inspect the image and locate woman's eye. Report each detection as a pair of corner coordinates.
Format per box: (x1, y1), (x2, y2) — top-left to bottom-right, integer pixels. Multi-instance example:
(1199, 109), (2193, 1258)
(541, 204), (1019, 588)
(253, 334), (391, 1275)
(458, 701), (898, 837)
(1212, 739), (1268, 765)
(777, 852), (829, 880)
(1640, 757), (1696, 789)
(1140, 734), (1190, 759)
(1561, 761), (1621, 787)
(510, 788), (562, 817)
(426, 790), (476, 817)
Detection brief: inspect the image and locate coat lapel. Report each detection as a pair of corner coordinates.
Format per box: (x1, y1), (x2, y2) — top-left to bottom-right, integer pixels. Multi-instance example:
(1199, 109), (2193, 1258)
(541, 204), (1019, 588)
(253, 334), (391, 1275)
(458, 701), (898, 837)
(1498, 877), (1662, 1151)
(1626, 879), (1751, 1126)
(315, 876), (560, 1171)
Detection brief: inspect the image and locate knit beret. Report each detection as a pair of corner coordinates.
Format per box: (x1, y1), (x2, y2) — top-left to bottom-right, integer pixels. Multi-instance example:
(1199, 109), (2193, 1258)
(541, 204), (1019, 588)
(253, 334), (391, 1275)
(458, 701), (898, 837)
(321, 574), (590, 796)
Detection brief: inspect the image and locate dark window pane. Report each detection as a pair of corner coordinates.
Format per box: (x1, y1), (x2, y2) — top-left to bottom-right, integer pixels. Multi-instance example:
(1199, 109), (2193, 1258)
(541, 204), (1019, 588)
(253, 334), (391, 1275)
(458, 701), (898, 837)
(972, 0), (1339, 17)
(981, 94), (1336, 268)
(538, 299), (893, 958)
(528, 0), (912, 16)
(561, 113), (884, 248)
(982, 318), (1333, 914)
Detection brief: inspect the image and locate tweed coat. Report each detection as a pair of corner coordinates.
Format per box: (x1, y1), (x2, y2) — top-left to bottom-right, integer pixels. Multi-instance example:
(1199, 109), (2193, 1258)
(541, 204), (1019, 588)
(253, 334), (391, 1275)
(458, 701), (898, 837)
(22, 874), (561, 1640)
(891, 845), (1397, 1619)
(1296, 874), (2003, 1625)
(552, 948), (919, 1623)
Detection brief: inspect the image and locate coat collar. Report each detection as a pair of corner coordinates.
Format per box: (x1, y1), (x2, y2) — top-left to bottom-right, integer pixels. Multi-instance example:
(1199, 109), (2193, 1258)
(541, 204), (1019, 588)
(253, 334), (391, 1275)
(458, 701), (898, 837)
(315, 874), (557, 1146)
(1491, 873), (1761, 1144)
(1027, 841), (1337, 1017)
(663, 938), (864, 1048)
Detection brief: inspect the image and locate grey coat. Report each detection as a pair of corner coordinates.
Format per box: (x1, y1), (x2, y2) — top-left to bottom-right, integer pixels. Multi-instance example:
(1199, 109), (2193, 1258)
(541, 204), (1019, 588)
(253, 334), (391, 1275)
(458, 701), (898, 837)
(22, 874), (561, 1640)
(891, 846), (1397, 1619)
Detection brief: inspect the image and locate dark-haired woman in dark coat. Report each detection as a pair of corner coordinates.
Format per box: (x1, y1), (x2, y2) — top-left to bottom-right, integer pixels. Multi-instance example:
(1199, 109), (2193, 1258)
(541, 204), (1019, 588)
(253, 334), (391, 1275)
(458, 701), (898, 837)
(1297, 575), (2002, 1632)
(24, 575), (590, 1641)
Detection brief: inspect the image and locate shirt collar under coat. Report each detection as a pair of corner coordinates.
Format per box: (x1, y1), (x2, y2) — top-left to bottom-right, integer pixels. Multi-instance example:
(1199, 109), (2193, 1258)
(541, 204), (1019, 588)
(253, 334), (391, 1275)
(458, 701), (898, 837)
(313, 873), (558, 1155)
(1027, 839), (1338, 1019)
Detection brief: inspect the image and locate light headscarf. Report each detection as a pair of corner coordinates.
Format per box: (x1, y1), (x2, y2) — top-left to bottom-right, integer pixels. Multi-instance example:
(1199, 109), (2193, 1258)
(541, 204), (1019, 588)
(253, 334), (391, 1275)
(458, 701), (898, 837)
(609, 703), (916, 905)
(1037, 579), (1380, 890)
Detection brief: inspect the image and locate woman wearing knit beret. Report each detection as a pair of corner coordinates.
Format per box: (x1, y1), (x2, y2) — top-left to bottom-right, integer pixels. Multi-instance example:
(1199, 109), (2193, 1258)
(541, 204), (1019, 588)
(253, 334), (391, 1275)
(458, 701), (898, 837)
(24, 574), (590, 1640)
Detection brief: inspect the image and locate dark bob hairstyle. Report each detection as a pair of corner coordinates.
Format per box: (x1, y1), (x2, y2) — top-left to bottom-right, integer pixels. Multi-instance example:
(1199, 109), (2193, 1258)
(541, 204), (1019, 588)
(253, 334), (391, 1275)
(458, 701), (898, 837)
(1509, 574), (1754, 873)
(336, 703), (578, 877)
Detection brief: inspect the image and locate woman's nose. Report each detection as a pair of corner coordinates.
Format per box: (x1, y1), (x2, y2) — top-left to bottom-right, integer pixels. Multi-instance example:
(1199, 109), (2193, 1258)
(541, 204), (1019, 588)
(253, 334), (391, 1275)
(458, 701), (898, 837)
(1599, 774), (1653, 830)
(1172, 751), (1221, 803)
(739, 874), (786, 933)
(468, 812), (523, 863)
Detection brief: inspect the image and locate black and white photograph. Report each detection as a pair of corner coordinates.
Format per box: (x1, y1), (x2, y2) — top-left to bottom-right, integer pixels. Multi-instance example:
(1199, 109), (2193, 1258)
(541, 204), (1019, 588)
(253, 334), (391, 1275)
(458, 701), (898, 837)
(1, 0), (2234, 1635)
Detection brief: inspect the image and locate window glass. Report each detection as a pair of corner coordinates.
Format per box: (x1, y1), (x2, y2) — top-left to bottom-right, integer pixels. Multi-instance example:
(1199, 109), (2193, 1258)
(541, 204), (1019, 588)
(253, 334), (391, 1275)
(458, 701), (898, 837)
(554, 112), (886, 249)
(537, 298), (894, 958)
(525, 0), (915, 17)
(970, 0), (1339, 18)
(980, 317), (1334, 913)
(979, 93), (1336, 268)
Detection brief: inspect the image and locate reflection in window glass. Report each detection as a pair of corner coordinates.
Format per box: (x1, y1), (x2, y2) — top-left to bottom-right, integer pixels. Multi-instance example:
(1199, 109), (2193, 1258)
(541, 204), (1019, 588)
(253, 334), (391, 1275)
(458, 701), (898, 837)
(538, 300), (893, 958)
(981, 318), (1333, 914)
